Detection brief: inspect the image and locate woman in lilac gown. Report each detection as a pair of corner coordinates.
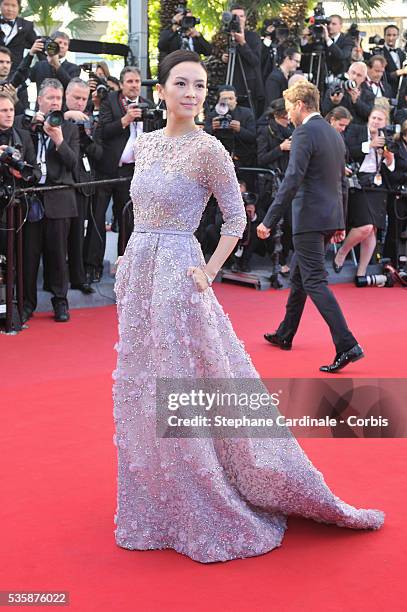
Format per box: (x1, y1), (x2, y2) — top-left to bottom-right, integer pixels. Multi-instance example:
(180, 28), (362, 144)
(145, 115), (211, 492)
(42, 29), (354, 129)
(112, 50), (384, 563)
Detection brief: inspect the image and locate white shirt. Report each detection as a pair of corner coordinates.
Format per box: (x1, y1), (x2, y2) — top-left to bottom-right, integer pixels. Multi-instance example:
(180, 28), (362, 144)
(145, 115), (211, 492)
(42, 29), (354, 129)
(326, 33), (341, 47)
(360, 129), (395, 173)
(0, 19), (17, 45)
(302, 112), (320, 125)
(119, 96), (144, 166)
(37, 134), (50, 184)
(366, 78), (383, 98)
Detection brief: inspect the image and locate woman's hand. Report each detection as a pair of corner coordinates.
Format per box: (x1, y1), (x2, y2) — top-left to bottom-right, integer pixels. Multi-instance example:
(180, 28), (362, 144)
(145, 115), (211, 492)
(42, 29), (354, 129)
(187, 266), (213, 292)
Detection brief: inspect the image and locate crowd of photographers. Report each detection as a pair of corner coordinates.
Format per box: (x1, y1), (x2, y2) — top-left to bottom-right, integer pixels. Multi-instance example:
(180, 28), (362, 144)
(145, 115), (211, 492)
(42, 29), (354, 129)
(1, 0), (407, 326)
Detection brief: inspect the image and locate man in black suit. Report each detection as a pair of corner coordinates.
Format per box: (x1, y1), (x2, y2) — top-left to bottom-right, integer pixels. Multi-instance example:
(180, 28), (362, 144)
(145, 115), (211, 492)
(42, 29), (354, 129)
(220, 4), (265, 117)
(204, 84), (256, 168)
(264, 47), (301, 108)
(321, 14), (354, 76)
(365, 55), (393, 101)
(321, 61), (375, 125)
(257, 81), (363, 373)
(64, 77), (103, 295)
(84, 66), (154, 283)
(0, 0), (37, 70)
(29, 31), (80, 94)
(382, 25), (407, 99)
(0, 90), (40, 262)
(15, 78), (80, 323)
(158, 7), (212, 62)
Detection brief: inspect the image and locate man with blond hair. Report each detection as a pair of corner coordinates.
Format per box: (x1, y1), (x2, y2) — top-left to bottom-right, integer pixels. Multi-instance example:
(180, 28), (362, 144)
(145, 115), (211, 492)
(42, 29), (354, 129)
(257, 81), (363, 373)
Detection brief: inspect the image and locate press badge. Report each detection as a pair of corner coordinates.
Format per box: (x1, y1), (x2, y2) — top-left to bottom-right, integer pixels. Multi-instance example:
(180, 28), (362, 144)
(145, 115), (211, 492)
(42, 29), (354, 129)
(374, 174), (382, 186)
(82, 156), (90, 172)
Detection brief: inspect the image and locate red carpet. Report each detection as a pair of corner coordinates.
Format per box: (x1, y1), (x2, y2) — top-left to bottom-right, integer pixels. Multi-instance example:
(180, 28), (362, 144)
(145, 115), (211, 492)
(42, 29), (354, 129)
(1, 284), (405, 611)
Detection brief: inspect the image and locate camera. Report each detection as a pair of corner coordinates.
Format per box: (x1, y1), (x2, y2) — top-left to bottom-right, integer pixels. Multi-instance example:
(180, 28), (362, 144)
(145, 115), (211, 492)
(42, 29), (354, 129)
(368, 34), (385, 55)
(0, 146), (35, 181)
(380, 125), (400, 152)
(22, 109), (64, 132)
(329, 75), (357, 95)
(174, 3), (200, 32)
(214, 98), (232, 129)
(221, 11), (241, 34)
(127, 102), (161, 122)
(38, 37), (60, 57)
(241, 191), (257, 206)
(80, 64), (112, 101)
(307, 2), (330, 44)
(348, 23), (366, 42)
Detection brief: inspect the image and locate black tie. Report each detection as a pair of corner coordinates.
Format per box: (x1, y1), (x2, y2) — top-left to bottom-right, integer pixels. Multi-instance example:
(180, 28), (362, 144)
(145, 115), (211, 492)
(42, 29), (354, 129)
(0, 18), (14, 27)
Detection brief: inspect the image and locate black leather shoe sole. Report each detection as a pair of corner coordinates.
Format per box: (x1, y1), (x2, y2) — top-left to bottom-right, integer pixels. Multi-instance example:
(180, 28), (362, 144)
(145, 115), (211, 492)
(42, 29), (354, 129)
(264, 333), (292, 350)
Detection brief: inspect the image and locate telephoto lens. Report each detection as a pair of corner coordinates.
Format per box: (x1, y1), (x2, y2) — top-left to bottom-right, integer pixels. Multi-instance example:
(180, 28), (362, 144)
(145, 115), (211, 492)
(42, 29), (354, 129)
(45, 110), (64, 127)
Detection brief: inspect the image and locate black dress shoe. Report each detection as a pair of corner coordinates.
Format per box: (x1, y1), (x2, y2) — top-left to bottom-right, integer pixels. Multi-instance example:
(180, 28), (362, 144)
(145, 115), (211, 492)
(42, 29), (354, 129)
(71, 283), (96, 295)
(51, 298), (70, 322)
(319, 344), (364, 373)
(332, 256), (344, 274)
(264, 333), (292, 350)
(21, 308), (33, 324)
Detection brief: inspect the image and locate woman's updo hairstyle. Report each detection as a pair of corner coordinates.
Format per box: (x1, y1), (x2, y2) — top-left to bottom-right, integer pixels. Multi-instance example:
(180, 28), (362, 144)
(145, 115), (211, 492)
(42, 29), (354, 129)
(158, 49), (207, 86)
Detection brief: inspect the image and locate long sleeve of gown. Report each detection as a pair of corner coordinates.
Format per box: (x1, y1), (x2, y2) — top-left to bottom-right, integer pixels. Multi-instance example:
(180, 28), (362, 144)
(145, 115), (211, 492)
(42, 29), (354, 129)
(205, 138), (247, 238)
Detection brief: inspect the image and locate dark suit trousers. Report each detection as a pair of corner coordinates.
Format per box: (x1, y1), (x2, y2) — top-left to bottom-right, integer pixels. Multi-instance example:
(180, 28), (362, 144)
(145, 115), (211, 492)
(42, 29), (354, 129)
(276, 232), (357, 354)
(84, 165), (133, 270)
(68, 192), (88, 285)
(23, 216), (71, 311)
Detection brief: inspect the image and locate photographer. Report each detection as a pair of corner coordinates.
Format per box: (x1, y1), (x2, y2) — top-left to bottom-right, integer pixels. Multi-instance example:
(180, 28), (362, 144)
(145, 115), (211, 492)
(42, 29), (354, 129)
(204, 84), (256, 168)
(335, 105), (395, 283)
(264, 47), (301, 108)
(29, 31), (80, 94)
(15, 78), (80, 323)
(64, 78), (102, 295)
(158, 6), (212, 62)
(365, 55), (392, 100)
(321, 15), (354, 77)
(257, 98), (293, 274)
(382, 25), (407, 99)
(84, 66), (154, 283)
(321, 61), (375, 125)
(383, 119), (407, 267)
(0, 0), (37, 69)
(220, 4), (264, 117)
(0, 90), (40, 261)
(0, 45), (25, 112)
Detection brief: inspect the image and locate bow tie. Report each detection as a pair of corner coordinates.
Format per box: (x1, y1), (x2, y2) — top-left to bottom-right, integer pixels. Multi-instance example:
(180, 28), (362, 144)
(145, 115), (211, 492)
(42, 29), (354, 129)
(126, 98), (138, 104)
(0, 18), (14, 27)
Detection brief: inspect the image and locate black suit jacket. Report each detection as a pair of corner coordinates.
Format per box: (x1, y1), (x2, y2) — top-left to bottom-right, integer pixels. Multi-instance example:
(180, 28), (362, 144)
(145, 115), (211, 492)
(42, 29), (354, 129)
(232, 31), (265, 111)
(30, 59), (81, 92)
(264, 68), (288, 108)
(204, 105), (257, 165)
(96, 91), (154, 176)
(14, 116), (80, 218)
(325, 33), (354, 75)
(263, 115), (347, 234)
(321, 81), (375, 125)
(158, 28), (212, 58)
(382, 46), (406, 98)
(0, 17), (37, 70)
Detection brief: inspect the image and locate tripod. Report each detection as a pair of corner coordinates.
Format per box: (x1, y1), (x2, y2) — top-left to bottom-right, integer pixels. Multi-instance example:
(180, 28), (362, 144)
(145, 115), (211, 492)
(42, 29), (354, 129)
(225, 34), (255, 113)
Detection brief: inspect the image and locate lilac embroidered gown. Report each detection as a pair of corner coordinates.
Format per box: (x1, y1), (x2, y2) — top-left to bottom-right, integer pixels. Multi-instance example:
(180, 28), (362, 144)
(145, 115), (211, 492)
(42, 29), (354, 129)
(112, 128), (384, 563)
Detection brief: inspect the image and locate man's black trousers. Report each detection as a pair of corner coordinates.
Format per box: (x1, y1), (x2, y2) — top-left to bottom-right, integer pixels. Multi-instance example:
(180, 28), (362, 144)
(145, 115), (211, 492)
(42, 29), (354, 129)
(276, 231), (357, 354)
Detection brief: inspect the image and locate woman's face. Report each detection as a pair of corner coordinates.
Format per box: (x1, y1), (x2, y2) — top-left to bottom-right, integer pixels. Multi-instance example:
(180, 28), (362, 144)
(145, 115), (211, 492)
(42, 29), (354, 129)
(275, 112), (289, 127)
(157, 61), (207, 119)
(331, 117), (351, 134)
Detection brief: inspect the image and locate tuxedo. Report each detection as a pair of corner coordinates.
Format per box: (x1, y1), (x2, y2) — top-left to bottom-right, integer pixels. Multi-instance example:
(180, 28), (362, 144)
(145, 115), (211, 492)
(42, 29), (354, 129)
(382, 45), (406, 98)
(364, 76), (392, 101)
(30, 58), (81, 93)
(84, 91), (155, 275)
(262, 114), (356, 354)
(321, 81), (376, 125)
(14, 116), (80, 313)
(158, 28), (212, 59)
(264, 68), (288, 108)
(0, 16), (37, 69)
(325, 33), (354, 76)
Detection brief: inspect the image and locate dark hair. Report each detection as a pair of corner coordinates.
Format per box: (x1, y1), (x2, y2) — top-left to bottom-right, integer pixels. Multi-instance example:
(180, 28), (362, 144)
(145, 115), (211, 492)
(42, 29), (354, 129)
(217, 84), (237, 96)
(0, 46), (12, 59)
(325, 106), (352, 123)
(367, 54), (387, 69)
(119, 66), (141, 83)
(282, 47), (300, 60)
(230, 4), (246, 13)
(0, 0), (21, 6)
(384, 24), (399, 35)
(158, 49), (206, 86)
